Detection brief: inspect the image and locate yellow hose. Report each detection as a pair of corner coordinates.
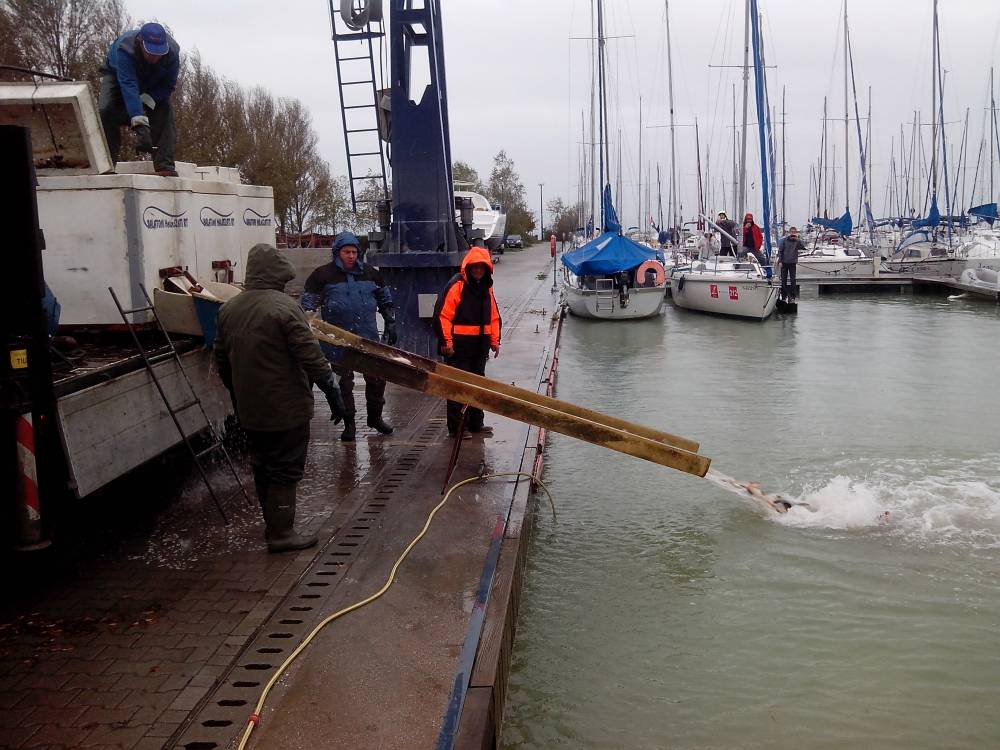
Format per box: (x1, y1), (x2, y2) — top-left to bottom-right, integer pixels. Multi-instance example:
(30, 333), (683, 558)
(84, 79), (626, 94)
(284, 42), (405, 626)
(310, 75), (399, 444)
(236, 471), (555, 749)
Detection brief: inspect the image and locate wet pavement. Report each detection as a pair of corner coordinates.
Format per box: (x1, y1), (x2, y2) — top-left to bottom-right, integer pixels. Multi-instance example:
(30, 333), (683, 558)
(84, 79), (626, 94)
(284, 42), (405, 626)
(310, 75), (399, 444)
(0, 243), (558, 750)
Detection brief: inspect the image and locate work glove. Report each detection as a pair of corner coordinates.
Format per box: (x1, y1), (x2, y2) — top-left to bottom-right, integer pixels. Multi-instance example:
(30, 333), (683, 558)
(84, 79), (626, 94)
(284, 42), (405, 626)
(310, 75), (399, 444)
(130, 116), (153, 153)
(139, 93), (156, 111)
(316, 375), (346, 424)
(382, 318), (398, 346)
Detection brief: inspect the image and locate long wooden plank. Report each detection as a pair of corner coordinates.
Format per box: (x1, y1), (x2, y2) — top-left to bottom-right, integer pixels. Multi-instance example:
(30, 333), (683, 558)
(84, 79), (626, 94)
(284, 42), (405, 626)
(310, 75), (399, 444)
(311, 325), (711, 478)
(310, 318), (700, 454)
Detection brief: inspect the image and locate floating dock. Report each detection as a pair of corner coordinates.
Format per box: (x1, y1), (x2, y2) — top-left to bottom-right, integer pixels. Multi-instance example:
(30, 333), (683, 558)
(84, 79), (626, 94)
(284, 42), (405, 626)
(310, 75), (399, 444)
(0, 244), (561, 750)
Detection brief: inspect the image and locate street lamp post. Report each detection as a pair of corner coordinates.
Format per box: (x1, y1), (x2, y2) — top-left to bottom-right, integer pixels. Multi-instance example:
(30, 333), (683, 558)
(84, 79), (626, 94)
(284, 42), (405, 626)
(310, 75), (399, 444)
(538, 182), (544, 241)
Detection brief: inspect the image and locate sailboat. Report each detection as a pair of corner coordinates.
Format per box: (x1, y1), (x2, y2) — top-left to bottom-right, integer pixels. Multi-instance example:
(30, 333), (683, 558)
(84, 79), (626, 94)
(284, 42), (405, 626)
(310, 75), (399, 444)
(560, 0), (667, 321)
(668, 0), (778, 321)
(562, 187), (667, 319)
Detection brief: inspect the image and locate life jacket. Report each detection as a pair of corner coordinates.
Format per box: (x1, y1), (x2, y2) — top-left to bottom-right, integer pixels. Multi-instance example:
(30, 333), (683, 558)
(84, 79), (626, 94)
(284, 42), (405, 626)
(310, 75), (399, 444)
(433, 247), (502, 357)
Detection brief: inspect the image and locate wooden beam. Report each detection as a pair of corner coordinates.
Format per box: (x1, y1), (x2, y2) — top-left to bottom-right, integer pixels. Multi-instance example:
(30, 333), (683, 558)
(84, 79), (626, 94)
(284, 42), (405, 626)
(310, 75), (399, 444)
(310, 321), (711, 478)
(310, 318), (699, 453)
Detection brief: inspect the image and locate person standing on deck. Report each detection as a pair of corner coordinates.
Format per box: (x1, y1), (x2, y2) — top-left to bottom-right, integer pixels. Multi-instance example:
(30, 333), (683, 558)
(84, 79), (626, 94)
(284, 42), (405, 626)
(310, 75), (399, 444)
(777, 227), (806, 301)
(216, 244), (346, 553)
(98, 22), (180, 176)
(301, 232), (397, 442)
(434, 247), (502, 436)
(716, 211), (738, 256)
(742, 213), (766, 265)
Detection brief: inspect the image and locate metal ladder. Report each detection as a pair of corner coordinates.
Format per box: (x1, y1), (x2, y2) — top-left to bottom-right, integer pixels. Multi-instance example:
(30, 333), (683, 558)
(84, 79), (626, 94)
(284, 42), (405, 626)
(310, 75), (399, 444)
(595, 278), (616, 312)
(329, 1), (389, 212)
(108, 284), (249, 524)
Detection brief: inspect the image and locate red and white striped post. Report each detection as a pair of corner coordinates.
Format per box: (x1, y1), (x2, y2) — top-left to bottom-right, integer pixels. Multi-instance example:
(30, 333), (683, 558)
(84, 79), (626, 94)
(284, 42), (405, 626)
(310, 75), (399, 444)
(14, 412), (50, 550)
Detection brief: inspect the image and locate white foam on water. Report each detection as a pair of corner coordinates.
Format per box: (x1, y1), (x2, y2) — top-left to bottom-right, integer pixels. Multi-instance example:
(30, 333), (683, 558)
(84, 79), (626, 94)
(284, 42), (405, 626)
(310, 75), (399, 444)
(775, 459), (1000, 548)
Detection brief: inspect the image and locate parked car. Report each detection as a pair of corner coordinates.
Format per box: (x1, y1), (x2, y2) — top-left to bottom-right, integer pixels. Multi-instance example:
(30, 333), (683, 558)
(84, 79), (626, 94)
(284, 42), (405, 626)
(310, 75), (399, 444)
(505, 234), (523, 249)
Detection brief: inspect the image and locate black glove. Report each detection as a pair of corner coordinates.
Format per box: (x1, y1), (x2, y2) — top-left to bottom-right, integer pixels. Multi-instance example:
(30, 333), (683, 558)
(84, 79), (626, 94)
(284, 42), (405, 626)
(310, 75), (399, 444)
(383, 318), (398, 346)
(132, 123), (153, 153)
(316, 375), (346, 424)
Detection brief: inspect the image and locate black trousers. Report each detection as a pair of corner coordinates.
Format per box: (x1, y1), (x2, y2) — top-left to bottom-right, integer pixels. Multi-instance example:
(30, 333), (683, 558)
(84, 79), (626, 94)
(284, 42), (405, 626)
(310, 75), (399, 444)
(445, 354), (488, 433)
(244, 422), (310, 488)
(332, 366), (386, 416)
(98, 73), (176, 172)
(780, 263), (797, 300)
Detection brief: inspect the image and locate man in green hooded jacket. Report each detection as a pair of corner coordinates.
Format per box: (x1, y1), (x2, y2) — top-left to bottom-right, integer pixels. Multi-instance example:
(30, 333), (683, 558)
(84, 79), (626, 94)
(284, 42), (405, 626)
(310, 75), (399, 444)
(215, 244), (346, 552)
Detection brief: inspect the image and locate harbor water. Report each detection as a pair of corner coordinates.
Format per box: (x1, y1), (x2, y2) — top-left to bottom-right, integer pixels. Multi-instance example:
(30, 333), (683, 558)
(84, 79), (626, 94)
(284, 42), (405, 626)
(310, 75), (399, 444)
(503, 293), (1000, 749)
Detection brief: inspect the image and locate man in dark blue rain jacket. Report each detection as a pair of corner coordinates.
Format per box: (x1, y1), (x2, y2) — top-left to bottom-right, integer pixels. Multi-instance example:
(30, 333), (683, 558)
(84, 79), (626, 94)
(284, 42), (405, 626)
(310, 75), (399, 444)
(301, 232), (397, 441)
(98, 22), (180, 175)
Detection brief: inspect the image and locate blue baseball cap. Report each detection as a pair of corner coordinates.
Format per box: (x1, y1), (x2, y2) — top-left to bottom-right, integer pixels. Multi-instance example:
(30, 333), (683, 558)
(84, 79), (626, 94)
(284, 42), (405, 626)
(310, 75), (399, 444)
(139, 23), (169, 56)
(333, 232), (360, 251)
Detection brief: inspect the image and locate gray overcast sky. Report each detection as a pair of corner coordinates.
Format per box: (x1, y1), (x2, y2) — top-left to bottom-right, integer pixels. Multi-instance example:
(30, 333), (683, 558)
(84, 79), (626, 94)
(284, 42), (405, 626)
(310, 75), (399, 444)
(125, 0), (1000, 230)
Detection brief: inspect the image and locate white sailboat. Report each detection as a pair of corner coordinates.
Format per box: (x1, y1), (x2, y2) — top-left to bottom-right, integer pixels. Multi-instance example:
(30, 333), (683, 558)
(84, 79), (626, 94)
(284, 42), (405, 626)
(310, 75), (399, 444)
(670, 254), (777, 320)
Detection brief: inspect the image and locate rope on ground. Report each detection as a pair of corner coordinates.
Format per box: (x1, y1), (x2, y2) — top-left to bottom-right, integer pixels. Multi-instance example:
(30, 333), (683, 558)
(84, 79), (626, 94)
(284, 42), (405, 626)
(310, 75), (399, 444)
(236, 471), (555, 749)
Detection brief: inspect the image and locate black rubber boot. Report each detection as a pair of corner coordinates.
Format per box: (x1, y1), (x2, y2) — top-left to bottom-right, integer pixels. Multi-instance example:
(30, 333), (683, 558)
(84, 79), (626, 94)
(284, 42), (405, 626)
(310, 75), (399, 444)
(264, 484), (317, 553)
(366, 408), (393, 435)
(340, 414), (356, 442)
(254, 476), (267, 512)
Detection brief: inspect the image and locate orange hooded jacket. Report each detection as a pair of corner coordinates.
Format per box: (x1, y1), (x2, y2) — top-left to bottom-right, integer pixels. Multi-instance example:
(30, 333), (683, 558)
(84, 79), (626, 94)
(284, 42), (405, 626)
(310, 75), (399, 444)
(435, 247), (501, 355)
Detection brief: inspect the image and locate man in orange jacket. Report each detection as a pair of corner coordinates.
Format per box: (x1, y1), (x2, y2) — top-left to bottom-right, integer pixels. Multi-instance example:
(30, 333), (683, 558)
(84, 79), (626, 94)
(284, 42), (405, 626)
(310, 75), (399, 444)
(433, 246), (502, 435)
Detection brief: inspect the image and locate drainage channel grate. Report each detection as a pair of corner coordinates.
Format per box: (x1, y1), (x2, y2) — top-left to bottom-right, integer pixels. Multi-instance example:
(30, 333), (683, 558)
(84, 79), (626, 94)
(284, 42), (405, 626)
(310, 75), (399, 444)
(173, 418), (445, 749)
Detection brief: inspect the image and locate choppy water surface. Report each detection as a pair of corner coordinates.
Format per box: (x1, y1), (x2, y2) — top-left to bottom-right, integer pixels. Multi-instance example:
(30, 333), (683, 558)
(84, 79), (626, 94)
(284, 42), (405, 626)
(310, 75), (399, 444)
(503, 293), (1000, 749)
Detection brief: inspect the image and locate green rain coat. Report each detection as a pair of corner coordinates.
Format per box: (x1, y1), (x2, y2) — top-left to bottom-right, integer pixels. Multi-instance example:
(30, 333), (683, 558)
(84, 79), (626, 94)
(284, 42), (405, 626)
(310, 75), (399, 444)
(215, 244), (333, 432)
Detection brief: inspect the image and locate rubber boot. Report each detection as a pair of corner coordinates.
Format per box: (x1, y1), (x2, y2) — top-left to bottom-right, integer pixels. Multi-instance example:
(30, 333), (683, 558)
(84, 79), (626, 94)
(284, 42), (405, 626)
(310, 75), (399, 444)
(340, 413), (356, 442)
(366, 407), (393, 435)
(264, 484), (317, 553)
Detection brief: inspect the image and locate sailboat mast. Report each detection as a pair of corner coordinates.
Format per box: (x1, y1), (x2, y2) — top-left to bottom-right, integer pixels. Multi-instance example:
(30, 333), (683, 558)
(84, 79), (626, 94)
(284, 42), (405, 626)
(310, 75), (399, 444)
(589, 0), (597, 223)
(638, 96), (643, 231)
(843, 0), (850, 212)
(986, 67), (997, 200)
(739, 0), (751, 215)
(732, 84), (738, 215)
(781, 86), (787, 230)
(596, 0), (607, 226)
(695, 120), (704, 229)
(657, 163), (663, 231)
(930, 0), (938, 194)
(665, 0), (678, 231)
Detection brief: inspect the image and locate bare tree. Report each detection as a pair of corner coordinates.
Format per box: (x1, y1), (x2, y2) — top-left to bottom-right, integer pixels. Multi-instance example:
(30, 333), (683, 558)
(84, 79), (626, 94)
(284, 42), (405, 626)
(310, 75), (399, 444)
(2, 0), (126, 81)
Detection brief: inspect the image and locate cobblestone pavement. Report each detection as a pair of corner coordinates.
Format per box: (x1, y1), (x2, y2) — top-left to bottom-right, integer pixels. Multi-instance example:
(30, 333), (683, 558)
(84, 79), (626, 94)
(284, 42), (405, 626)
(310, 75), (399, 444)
(0, 244), (557, 750)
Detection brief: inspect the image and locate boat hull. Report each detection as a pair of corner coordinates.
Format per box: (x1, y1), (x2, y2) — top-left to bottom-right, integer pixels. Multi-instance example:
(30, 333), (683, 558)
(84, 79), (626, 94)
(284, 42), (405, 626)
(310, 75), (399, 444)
(795, 257), (875, 279)
(670, 274), (778, 320)
(563, 284), (665, 320)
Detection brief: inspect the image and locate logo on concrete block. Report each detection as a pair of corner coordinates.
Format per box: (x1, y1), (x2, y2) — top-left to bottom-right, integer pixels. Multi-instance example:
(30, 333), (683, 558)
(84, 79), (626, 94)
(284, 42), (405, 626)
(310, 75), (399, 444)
(243, 208), (273, 227)
(200, 206), (235, 227)
(143, 206), (189, 230)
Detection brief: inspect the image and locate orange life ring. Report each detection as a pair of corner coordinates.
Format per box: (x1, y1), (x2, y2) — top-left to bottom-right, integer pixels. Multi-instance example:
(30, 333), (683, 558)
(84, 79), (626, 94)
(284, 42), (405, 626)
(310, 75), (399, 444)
(635, 260), (665, 286)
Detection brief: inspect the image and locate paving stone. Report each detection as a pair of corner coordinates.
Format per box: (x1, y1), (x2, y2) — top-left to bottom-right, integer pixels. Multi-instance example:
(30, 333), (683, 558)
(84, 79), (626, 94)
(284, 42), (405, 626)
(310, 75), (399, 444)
(22, 702), (87, 726)
(80, 722), (150, 748)
(73, 690), (130, 709)
(167, 685), (209, 712)
(0, 725), (41, 749)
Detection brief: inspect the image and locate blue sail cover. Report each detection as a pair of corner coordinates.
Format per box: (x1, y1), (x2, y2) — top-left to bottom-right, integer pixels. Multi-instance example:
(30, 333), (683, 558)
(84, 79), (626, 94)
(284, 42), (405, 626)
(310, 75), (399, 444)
(969, 202), (998, 224)
(561, 231), (660, 276)
(811, 209), (853, 236)
(912, 194), (941, 229)
(602, 184), (620, 233)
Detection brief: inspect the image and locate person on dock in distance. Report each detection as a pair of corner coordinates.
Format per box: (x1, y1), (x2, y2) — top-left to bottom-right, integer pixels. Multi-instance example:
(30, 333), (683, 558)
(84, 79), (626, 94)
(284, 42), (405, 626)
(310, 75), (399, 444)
(301, 232), (397, 442)
(434, 246), (502, 436)
(215, 244), (346, 553)
(98, 22), (180, 176)
(716, 211), (738, 256)
(777, 227), (806, 301)
(741, 213), (766, 265)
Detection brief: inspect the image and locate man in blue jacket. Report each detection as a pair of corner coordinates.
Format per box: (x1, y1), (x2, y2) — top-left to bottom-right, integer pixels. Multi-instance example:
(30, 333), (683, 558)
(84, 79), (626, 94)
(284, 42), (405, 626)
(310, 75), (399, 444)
(301, 232), (397, 441)
(98, 22), (180, 175)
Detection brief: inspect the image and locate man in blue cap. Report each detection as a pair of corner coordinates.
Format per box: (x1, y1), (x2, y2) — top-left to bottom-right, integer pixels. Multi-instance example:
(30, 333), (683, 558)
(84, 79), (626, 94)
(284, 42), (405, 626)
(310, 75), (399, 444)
(98, 22), (180, 176)
(301, 232), (398, 441)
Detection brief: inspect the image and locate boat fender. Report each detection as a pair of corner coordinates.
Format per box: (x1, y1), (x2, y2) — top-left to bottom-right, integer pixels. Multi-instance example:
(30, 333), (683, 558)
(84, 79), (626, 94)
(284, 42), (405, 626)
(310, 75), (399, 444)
(636, 260), (666, 287)
(676, 274), (685, 292)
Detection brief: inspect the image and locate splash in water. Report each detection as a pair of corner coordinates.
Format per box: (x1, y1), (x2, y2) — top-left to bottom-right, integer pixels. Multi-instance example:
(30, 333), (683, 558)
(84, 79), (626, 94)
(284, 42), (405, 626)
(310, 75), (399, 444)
(708, 456), (1000, 548)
